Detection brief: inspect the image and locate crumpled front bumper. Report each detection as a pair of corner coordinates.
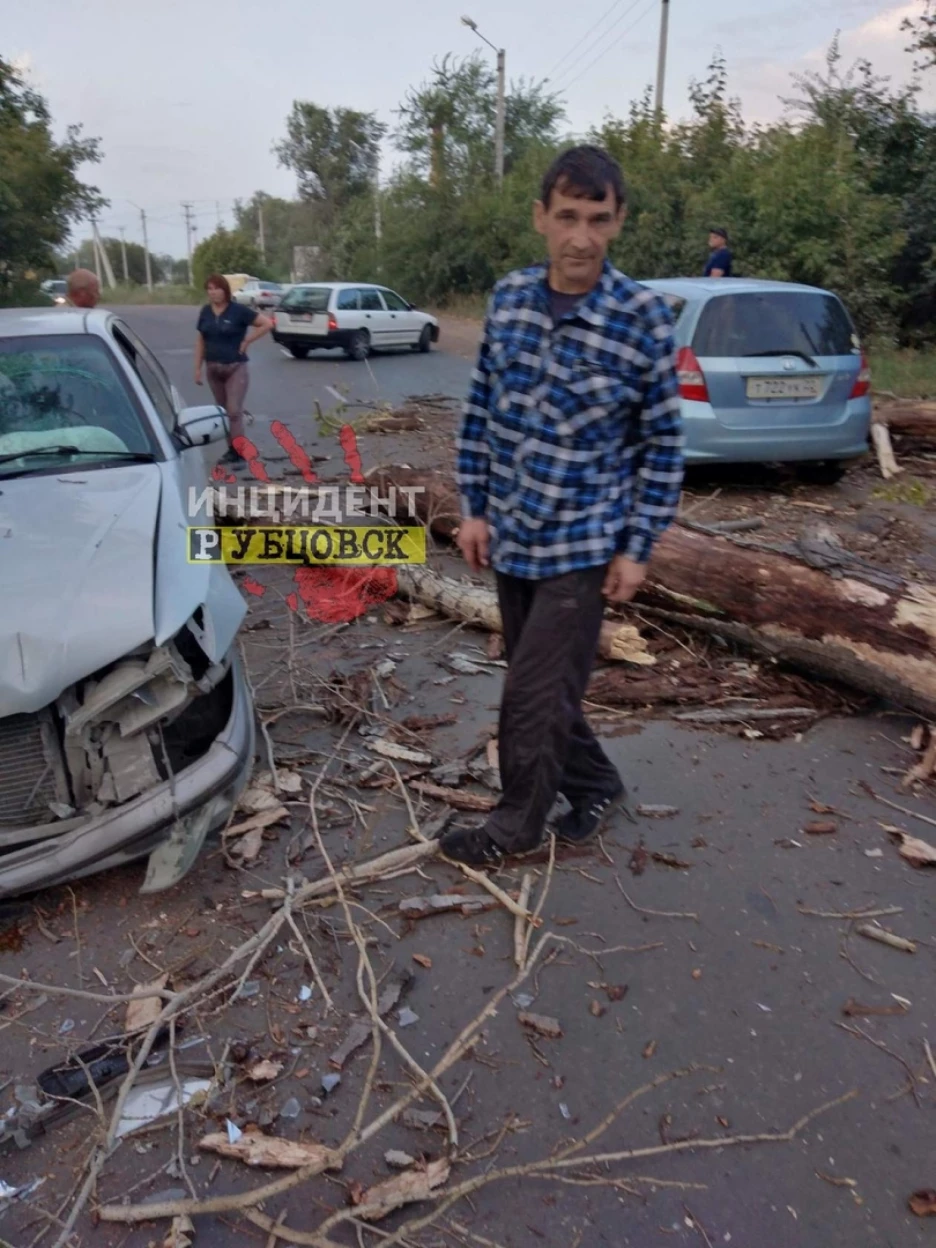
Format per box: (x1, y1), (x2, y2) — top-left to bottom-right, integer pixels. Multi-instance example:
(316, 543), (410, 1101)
(0, 651), (255, 900)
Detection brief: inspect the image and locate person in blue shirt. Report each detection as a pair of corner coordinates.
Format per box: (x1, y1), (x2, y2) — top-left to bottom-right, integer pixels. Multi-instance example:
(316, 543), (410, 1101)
(194, 274), (272, 462)
(441, 145), (684, 868)
(704, 227), (733, 277)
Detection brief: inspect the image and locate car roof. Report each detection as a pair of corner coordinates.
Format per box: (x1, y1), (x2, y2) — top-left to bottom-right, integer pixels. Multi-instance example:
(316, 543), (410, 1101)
(287, 281), (386, 290)
(0, 308), (117, 338)
(640, 277), (838, 300)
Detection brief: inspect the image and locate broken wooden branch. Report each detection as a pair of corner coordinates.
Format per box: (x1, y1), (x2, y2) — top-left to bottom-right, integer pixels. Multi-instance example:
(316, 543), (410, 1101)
(374, 468), (936, 719)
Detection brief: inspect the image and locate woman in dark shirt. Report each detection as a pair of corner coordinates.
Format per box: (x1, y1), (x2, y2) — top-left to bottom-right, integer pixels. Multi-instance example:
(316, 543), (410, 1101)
(194, 273), (272, 462)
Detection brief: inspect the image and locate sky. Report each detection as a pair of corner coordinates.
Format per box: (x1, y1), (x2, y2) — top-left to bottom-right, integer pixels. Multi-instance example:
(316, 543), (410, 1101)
(5, 0), (935, 260)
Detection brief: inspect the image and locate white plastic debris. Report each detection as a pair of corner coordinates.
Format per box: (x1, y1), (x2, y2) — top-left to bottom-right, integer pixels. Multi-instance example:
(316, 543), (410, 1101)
(559, 1103), (572, 1120)
(226, 1120), (243, 1144)
(398, 1007), (419, 1028)
(298, 985), (313, 1002)
(115, 1080), (212, 1140)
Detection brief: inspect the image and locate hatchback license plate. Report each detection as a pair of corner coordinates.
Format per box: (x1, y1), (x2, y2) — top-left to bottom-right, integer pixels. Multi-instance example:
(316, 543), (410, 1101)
(746, 376), (823, 400)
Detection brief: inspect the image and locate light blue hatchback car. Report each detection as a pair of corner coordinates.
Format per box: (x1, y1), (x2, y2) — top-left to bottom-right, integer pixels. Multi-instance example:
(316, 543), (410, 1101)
(640, 278), (872, 482)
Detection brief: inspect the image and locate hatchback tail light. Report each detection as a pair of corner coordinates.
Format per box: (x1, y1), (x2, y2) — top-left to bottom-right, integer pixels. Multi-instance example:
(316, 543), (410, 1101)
(676, 346), (709, 402)
(328, 315), (339, 333)
(850, 350), (871, 399)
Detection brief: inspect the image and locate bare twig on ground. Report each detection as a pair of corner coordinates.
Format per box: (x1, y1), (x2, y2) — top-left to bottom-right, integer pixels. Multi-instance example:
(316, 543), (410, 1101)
(798, 905), (903, 921)
(835, 1022), (922, 1108)
(514, 874), (533, 969)
(616, 880), (699, 921)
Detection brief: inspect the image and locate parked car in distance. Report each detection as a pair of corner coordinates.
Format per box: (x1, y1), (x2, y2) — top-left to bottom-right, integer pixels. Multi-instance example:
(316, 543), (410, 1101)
(40, 279), (68, 305)
(0, 308), (256, 898)
(272, 282), (440, 360)
(640, 278), (872, 482)
(234, 279), (283, 310)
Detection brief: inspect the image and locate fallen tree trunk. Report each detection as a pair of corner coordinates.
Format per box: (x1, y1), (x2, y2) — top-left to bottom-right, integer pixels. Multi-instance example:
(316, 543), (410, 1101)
(877, 401), (936, 441)
(376, 470), (936, 720)
(394, 565), (656, 666)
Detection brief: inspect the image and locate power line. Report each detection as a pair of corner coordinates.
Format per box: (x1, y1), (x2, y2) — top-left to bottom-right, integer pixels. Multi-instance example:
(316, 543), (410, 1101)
(544, 0), (629, 83)
(559, 0), (658, 93)
(550, 0), (648, 91)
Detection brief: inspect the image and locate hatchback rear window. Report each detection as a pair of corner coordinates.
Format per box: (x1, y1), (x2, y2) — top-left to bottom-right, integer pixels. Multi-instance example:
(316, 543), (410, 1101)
(280, 286), (331, 313)
(692, 292), (858, 358)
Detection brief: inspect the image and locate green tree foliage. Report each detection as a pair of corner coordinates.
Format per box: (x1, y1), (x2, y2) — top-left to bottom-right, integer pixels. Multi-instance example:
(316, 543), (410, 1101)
(275, 105), (385, 216)
(0, 56), (103, 295)
(265, 41), (936, 340)
(903, 0), (936, 71)
(191, 227), (264, 290)
(232, 192), (322, 282)
(74, 237), (165, 285)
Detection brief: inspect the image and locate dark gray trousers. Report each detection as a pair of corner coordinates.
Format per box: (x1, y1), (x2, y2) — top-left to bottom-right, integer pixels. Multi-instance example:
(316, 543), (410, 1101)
(484, 565), (622, 854)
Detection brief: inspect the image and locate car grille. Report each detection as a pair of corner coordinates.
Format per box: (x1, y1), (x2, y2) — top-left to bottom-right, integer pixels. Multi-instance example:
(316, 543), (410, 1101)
(0, 713), (60, 828)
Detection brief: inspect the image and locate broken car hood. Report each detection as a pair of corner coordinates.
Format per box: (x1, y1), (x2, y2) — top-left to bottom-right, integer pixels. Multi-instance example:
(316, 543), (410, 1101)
(0, 467), (162, 716)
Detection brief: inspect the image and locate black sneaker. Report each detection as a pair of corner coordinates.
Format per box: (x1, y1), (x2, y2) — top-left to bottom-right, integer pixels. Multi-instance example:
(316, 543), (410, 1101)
(555, 780), (626, 845)
(439, 826), (505, 868)
(219, 447), (244, 465)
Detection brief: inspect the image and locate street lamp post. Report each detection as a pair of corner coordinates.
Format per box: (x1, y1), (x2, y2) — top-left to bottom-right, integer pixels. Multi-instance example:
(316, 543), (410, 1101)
(461, 15), (505, 186)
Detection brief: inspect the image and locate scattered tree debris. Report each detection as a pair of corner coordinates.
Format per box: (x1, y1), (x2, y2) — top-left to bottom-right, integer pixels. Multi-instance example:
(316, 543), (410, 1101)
(198, 1128), (343, 1171)
(368, 739), (433, 766)
(652, 852), (693, 869)
(842, 999), (909, 1018)
(628, 840), (649, 876)
(125, 974), (169, 1034)
(887, 828), (936, 868)
(803, 821), (837, 835)
(399, 894), (500, 918)
(246, 1059), (283, 1083)
(518, 1012), (563, 1040)
(856, 924), (917, 954)
(353, 1158), (451, 1221)
(637, 804), (680, 818)
(408, 780), (497, 812)
(909, 1190), (936, 1217)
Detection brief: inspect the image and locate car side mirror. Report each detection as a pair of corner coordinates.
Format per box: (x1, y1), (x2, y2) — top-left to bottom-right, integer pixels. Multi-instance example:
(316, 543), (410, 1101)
(175, 404), (229, 448)
(408, 302), (416, 310)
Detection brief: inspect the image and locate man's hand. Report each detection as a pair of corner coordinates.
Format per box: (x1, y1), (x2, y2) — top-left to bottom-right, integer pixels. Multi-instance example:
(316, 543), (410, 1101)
(602, 555), (647, 604)
(194, 366), (203, 386)
(456, 517), (491, 573)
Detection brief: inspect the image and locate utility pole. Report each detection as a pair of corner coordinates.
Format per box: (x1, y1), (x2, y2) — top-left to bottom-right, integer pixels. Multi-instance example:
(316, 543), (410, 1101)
(181, 202), (195, 286)
(89, 217), (102, 283)
(494, 47), (506, 186)
(216, 200), (222, 227)
(118, 226), (129, 284)
(92, 218), (117, 288)
(654, 0), (671, 124)
(140, 208), (153, 292)
(461, 17), (506, 187)
(258, 203), (266, 263)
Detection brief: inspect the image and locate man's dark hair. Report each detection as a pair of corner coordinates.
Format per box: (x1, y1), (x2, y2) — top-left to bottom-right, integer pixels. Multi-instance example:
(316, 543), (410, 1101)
(540, 145), (627, 211)
(710, 226), (729, 242)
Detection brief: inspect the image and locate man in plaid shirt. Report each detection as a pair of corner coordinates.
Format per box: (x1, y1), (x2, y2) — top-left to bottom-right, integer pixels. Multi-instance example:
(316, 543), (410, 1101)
(440, 145), (684, 867)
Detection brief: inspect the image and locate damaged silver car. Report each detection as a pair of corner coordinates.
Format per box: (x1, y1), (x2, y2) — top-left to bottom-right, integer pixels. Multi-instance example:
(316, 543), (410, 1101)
(0, 309), (256, 896)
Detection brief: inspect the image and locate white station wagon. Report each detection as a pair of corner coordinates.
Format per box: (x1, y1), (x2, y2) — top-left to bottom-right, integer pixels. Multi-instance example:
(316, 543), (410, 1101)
(272, 282), (440, 361)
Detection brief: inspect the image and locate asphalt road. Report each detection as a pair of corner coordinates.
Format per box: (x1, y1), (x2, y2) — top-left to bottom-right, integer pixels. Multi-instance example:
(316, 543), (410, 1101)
(117, 303), (473, 465)
(1, 306), (934, 1247)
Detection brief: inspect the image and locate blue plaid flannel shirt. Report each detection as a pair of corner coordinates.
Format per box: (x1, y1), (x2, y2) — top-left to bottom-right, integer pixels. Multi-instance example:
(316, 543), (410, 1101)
(456, 259), (685, 580)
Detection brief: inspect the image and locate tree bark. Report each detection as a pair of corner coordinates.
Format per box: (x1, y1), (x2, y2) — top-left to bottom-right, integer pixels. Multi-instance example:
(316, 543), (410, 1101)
(394, 565), (656, 665)
(374, 469), (936, 719)
(878, 401), (936, 441)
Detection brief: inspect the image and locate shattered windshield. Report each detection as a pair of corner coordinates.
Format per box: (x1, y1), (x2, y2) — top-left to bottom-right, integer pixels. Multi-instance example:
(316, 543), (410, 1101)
(0, 334), (156, 475)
